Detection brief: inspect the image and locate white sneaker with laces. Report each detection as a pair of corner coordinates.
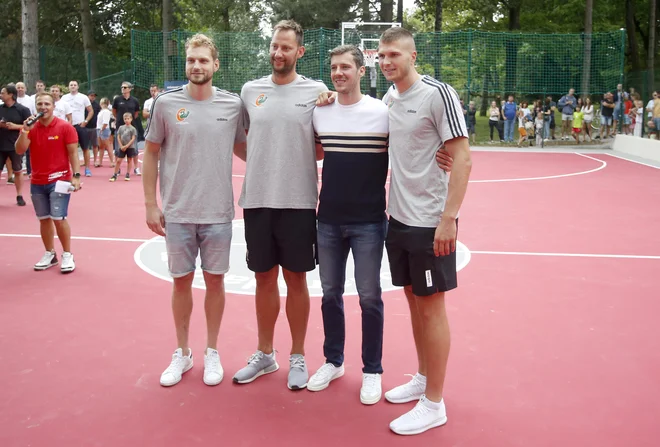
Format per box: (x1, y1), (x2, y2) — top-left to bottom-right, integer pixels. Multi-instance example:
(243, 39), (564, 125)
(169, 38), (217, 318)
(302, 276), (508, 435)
(360, 373), (382, 405)
(160, 348), (193, 387)
(385, 373), (426, 403)
(203, 348), (224, 386)
(389, 395), (447, 436)
(135, 167), (142, 176)
(307, 363), (344, 392)
(60, 252), (75, 273)
(34, 250), (57, 271)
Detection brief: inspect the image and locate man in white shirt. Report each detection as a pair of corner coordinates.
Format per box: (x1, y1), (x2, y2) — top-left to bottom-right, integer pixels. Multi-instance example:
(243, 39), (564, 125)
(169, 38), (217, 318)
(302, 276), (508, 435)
(62, 80), (94, 176)
(142, 84), (159, 121)
(30, 80), (46, 101)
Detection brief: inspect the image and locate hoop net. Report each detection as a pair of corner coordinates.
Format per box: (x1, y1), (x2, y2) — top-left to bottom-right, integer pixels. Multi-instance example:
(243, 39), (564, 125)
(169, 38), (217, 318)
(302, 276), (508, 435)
(362, 49), (378, 68)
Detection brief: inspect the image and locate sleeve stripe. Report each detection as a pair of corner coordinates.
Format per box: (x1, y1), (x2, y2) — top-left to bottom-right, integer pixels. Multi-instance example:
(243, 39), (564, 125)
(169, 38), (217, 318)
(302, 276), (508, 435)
(421, 77), (461, 139)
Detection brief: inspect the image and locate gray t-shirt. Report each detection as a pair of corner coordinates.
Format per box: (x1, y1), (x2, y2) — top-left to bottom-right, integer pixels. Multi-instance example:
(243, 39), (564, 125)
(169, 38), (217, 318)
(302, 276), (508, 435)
(383, 75), (468, 228)
(145, 85), (246, 224)
(117, 124), (137, 148)
(239, 74), (328, 209)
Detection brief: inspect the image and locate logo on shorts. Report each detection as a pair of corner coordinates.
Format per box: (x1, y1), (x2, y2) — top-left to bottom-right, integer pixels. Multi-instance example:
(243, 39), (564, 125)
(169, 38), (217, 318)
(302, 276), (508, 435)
(256, 94), (267, 106)
(176, 108), (190, 122)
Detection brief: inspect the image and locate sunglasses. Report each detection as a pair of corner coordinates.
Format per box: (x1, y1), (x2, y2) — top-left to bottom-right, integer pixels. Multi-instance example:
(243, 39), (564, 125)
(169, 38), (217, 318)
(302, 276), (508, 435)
(121, 86), (131, 89)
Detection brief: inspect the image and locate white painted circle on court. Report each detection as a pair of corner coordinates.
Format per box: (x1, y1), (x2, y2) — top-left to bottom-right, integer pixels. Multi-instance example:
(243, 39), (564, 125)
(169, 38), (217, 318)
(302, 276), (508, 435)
(134, 219), (471, 296)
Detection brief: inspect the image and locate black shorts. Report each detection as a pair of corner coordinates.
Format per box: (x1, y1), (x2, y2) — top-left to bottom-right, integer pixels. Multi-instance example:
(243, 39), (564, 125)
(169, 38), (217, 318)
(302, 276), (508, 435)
(385, 217), (458, 297)
(244, 208), (317, 273)
(74, 124), (91, 150)
(116, 147), (138, 158)
(1, 151), (23, 172)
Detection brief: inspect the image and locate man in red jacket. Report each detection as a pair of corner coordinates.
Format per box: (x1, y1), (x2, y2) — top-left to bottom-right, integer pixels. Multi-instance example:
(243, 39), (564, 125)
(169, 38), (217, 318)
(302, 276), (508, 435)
(15, 92), (81, 273)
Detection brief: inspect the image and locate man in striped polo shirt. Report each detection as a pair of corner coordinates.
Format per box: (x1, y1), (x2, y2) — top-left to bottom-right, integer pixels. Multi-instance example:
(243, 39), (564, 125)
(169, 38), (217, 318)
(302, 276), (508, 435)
(308, 45), (389, 404)
(379, 27), (472, 435)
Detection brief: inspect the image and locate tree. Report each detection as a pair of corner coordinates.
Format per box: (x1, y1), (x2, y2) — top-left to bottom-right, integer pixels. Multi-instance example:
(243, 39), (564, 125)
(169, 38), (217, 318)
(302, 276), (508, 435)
(626, 0), (641, 70)
(21, 0), (39, 89)
(80, 0), (98, 85)
(163, 0), (173, 82)
(381, 0), (394, 22)
(269, 0), (357, 29)
(648, 0), (656, 95)
(581, 0), (594, 96)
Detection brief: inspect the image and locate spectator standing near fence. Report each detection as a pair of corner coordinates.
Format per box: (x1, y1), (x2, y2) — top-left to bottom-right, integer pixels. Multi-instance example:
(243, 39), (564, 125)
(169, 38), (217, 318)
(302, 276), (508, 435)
(646, 92), (657, 137)
(600, 92), (615, 140)
(582, 97), (594, 142)
(1, 84), (31, 206)
(558, 88), (576, 140)
(488, 101), (502, 143)
(112, 82), (142, 176)
(503, 95), (517, 142)
(543, 96), (557, 141)
(62, 80), (94, 177)
(612, 83), (624, 135)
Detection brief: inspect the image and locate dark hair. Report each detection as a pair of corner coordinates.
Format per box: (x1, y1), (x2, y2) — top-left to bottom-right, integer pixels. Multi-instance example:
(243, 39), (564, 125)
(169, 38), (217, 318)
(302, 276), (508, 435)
(329, 45), (364, 69)
(150, 84), (159, 89)
(2, 83), (18, 101)
(273, 20), (304, 46)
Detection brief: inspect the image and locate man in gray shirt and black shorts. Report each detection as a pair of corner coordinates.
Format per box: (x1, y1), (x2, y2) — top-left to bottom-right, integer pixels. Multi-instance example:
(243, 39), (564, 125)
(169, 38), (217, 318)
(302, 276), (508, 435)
(378, 27), (472, 436)
(142, 34), (247, 388)
(232, 20), (328, 391)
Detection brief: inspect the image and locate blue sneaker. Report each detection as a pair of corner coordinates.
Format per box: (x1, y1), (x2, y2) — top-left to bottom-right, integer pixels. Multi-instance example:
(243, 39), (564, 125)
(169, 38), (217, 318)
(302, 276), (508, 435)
(84, 167), (92, 177)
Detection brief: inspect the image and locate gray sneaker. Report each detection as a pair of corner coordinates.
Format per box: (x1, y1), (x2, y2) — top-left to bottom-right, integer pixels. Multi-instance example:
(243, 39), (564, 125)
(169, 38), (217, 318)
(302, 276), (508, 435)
(232, 350), (279, 384)
(288, 354), (308, 390)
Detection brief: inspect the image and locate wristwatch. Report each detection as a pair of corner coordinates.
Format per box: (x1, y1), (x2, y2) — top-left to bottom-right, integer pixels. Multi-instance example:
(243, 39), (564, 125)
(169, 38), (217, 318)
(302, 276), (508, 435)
(73, 173), (81, 178)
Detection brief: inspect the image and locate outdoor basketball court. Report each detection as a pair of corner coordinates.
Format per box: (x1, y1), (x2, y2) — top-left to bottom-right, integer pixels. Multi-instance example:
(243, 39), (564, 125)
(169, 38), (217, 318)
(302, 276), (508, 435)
(1, 147), (659, 446)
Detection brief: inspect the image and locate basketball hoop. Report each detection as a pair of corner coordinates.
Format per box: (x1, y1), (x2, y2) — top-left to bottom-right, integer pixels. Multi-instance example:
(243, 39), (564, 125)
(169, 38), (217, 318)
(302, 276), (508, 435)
(362, 49), (378, 68)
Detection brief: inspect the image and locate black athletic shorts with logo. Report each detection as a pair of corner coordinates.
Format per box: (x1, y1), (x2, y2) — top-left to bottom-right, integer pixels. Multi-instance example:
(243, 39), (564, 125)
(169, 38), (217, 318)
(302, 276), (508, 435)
(385, 217), (458, 297)
(244, 208), (317, 273)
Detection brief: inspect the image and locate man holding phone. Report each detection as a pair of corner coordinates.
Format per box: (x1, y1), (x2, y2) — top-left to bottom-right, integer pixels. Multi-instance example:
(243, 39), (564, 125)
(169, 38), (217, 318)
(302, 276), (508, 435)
(15, 92), (81, 273)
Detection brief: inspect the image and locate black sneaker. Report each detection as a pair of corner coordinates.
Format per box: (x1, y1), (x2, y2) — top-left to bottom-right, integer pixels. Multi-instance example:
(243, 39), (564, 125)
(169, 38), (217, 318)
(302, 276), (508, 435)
(17, 195), (26, 206)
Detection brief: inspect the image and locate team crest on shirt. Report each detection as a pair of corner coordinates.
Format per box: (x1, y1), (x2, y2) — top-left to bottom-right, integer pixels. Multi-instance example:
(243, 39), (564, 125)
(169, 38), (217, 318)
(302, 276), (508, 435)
(255, 94), (267, 106)
(176, 108), (190, 122)
(387, 98), (394, 109)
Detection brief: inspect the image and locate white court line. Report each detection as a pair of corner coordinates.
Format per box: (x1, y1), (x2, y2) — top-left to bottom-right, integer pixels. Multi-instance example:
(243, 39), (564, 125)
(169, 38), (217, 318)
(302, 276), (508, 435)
(1, 233), (659, 260)
(471, 250), (660, 260)
(0, 234), (147, 243)
(233, 152), (608, 182)
(602, 152), (660, 170)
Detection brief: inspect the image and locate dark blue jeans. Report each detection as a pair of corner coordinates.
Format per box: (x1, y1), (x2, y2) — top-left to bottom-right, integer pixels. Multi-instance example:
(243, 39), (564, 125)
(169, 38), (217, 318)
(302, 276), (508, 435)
(317, 219), (386, 374)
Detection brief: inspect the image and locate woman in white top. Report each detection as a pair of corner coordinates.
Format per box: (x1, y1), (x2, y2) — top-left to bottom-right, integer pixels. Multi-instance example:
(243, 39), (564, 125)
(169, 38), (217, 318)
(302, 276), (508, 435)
(488, 101), (503, 142)
(582, 97), (594, 142)
(95, 98), (115, 167)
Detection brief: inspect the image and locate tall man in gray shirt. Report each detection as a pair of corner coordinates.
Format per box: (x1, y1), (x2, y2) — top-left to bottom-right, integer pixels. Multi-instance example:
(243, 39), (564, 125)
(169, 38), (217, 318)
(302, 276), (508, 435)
(232, 20), (328, 390)
(378, 27), (472, 436)
(143, 34), (247, 388)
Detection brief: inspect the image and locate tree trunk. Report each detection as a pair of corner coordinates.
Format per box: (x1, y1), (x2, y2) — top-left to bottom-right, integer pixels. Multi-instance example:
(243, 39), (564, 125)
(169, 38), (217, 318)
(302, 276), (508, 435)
(397, 0), (403, 23)
(626, 0), (641, 70)
(435, 0), (443, 31)
(21, 0), (39, 91)
(380, 0), (393, 22)
(79, 0), (98, 85)
(221, 3), (230, 31)
(163, 0), (173, 82)
(361, 0), (370, 22)
(434, 0), (443, 80)
(581, 0), (593, 96)
(505, 1), (521, 94)
(649, 0), (656, 94)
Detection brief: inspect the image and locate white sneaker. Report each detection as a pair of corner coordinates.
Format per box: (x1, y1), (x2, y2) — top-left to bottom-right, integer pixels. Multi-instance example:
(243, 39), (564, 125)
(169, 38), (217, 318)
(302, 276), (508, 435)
(160, 348), (193, 387)
(360, 373), (382, 405)
(203, 348), (224, 386)
(61, 252), (75, 273)
(389, 395), (447, 436)
(34, 250), (57, 270)
(307, 363), (344, 392)
(385, 373), (426, 403)
(134, 167), (142, 176)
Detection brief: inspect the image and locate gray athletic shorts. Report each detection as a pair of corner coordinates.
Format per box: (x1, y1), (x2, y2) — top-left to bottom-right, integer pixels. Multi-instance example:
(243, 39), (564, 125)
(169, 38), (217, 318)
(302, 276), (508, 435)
(165, 222), (232, 278)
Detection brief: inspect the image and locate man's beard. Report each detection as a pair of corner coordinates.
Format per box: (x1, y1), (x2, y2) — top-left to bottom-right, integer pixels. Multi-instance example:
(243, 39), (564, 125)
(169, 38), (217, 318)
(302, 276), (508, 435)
(188, 72), (212, 85)
(270, 57), (296, 76)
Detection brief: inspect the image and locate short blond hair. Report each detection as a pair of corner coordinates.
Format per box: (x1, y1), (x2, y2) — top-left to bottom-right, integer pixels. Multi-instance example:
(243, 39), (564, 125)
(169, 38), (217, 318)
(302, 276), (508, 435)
(380, 27), (415, 50)
(185, 33), (218, 60)
(273, 20), (304, 46)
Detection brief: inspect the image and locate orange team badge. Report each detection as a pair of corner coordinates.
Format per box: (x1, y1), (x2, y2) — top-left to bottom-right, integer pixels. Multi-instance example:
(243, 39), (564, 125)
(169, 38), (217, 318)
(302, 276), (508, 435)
(255, 94), (267, 106)
(176, 108), (190, 121)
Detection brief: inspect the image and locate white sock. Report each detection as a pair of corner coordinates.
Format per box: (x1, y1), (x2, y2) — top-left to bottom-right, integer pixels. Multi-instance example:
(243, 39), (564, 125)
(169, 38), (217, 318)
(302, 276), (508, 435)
(415, 373), (427, 383)
(421, 395), (443, 409)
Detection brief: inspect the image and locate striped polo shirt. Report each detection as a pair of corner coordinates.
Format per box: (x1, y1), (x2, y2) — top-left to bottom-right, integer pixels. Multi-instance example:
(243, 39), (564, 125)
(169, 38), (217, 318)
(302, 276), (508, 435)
(313, 94), (389, 225)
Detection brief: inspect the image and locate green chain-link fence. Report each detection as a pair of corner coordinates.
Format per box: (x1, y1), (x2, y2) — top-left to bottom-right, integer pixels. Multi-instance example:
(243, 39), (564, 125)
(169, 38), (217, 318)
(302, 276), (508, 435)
(132, 28), (626, 99)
